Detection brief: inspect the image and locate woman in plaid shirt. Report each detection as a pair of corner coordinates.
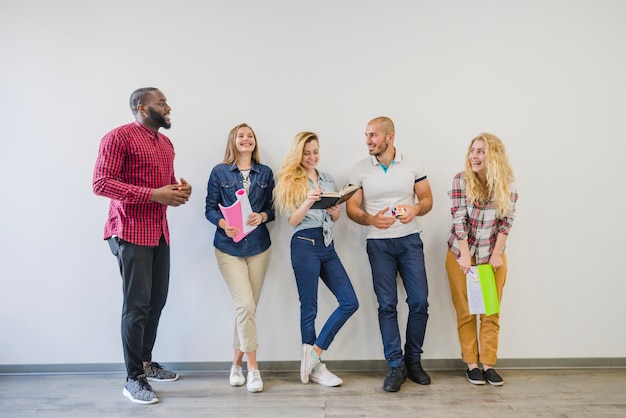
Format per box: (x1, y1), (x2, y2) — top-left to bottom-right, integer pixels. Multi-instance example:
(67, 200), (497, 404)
(445, 133), (518, 387)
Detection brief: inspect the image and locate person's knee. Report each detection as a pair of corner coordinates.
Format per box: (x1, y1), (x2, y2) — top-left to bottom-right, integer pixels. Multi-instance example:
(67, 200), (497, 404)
(341, 297), (359, 315)
(377, 302), (398, 316)
(122, 306), (148, 328)
(374, 287), (398, 313)
(408, 296), (428, 314)
(351, 298), (360, 314)
(481, 315), (500, 330)
(235, 299), (257, 319)
(457, 315), (475, 328)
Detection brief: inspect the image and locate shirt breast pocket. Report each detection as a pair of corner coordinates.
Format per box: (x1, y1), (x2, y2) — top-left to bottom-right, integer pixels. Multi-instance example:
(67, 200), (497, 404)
(220, 180), (238, 192)
(249, 180), (268, 200)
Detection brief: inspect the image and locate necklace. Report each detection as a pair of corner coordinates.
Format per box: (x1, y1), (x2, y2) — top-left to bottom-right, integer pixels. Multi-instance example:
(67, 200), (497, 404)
(241, 169), (251, 192)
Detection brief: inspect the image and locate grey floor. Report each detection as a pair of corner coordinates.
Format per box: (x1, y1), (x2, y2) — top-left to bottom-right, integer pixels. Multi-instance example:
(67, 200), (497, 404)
(1, 368), (625, 417)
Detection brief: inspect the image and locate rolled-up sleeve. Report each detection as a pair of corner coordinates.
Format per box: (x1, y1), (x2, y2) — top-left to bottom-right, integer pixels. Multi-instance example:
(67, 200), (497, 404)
(449, 173), (469, 241)
(497, 182), (518, 235)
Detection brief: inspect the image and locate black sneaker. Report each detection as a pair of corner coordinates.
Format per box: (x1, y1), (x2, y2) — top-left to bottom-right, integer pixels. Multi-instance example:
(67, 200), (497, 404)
(405, 360), (431, 385)
(383, 365), (407, 392)
(123, 375), (159, 404)
(483, 368), (504, 386)
(466, 368), (486, 385)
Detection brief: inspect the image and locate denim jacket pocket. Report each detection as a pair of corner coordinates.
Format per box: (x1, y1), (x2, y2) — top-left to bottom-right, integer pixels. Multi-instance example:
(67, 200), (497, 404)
(249, 180), (268, 200)
(220, 180), (238, 190)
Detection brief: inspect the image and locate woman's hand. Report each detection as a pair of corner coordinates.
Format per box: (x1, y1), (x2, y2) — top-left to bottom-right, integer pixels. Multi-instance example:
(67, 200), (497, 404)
(489, 253), (503, 272)
(305, 188), (321, 207)
(326, 204), (340, 221)
(219, 218), (241, 239)
(223, 223), (240, 239)
(246, 212), (264, 226)
(456, 253), (473, 274)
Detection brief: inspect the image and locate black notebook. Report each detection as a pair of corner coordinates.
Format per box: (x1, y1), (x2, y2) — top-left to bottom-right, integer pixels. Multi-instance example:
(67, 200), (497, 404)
(310, 184), (362, 210)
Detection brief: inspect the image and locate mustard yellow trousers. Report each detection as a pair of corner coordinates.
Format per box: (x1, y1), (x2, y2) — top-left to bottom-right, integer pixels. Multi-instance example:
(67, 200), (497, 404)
(445, 249), (507, 365)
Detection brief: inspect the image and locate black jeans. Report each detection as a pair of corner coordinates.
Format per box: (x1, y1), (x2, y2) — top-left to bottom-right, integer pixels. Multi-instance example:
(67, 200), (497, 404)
(108, 236), (170, 379)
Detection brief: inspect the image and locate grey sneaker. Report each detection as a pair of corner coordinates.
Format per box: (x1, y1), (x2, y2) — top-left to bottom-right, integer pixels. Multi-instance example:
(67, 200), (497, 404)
(144, 362), (179, 382)
(123, 375), (159, 405)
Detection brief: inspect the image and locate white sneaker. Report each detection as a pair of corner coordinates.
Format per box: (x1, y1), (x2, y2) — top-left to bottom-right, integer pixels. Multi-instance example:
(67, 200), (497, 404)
(300, 344), (320, 384)
(229, 364), (245, 386)
(246, 369), (264, 393)
(310, 363), (343, 387)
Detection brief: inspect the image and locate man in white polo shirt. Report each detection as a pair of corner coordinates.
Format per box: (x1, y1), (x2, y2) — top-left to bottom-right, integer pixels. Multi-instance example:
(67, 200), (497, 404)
(346, 116), (433, 393)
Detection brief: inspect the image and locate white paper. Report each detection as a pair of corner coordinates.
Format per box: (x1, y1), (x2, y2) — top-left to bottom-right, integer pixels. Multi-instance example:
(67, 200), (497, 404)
(466, 268), (485, 314)
(237, 189), (256, 235)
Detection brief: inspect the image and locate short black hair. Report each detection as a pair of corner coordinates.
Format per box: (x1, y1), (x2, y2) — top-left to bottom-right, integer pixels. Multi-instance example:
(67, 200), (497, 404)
(129, 87), (159, 115)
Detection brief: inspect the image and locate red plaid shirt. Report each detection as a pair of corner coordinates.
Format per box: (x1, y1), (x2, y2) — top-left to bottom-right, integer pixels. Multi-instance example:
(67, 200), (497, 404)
(93, 121), (177, 246)
(447, 172), (518, 264)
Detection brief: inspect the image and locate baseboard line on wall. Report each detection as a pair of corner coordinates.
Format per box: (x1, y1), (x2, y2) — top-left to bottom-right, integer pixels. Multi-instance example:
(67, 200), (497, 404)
(1, 358), (625, 376)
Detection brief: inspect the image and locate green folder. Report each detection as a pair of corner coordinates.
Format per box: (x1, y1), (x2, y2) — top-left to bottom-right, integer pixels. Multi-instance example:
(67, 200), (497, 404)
(477, 264), (500, 316)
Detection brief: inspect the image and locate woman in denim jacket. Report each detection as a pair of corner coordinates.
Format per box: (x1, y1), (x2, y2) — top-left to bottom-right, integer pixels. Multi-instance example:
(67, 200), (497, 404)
(205, 123), (275, 393)
(273, 132), (359, 387)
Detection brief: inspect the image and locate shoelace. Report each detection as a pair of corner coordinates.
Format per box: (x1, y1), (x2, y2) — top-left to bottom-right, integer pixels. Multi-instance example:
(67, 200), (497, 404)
(136, 376), (154, 391)
(148, 362), (162, 371)
(389, 367), (404, 377)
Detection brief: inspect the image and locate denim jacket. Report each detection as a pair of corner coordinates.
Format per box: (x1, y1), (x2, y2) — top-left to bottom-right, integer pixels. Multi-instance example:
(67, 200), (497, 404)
(205, 162), (275, 257)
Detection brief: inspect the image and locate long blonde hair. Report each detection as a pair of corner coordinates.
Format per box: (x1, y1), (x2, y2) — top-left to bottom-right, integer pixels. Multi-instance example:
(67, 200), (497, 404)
(274, 132), (319, 214)
(463, 133), (514, 218)
(222, 123), (260, 165)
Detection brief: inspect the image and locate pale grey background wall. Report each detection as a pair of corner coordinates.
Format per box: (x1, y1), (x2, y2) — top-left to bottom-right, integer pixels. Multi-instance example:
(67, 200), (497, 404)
(1, 0), (624, 368)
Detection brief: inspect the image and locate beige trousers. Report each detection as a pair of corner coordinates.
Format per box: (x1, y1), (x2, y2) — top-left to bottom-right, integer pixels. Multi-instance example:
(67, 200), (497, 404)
(215, 248), (271, 353)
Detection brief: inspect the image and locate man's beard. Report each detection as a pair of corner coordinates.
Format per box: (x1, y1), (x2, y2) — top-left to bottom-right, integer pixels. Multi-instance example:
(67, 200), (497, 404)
(371, 142), (388, 157)
(148, 106), (171, 129)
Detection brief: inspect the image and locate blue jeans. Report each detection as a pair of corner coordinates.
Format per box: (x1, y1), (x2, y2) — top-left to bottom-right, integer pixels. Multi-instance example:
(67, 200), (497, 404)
(366, 233), (429, 367)
(291, 228), (359, 350)
(108, 236), (170, 379)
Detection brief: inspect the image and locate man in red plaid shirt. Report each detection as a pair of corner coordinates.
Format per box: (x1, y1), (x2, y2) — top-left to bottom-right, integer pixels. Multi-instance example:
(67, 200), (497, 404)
(93, 87), (192, 405)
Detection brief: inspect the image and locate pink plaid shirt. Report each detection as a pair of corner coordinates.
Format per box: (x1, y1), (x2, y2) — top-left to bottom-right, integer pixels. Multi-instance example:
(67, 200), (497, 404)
(93, 121), (177, 246)
(447, 172), (518, 265)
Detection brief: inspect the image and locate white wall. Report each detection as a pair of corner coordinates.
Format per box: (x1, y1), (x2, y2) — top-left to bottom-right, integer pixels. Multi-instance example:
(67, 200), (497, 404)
(1, 0), (624, 366)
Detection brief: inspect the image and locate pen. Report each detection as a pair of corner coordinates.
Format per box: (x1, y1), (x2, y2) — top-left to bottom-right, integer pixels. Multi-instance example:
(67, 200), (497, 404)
(457, 256), (477, 278)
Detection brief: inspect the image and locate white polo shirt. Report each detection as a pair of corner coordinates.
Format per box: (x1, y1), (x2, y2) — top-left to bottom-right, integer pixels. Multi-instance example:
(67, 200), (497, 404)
(348, 150), (427, 240)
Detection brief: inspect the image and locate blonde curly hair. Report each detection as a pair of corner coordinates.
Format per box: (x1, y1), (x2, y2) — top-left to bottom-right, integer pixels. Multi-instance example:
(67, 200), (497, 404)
(273, 132), (319, 214)
(463, 133), (514, 218)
